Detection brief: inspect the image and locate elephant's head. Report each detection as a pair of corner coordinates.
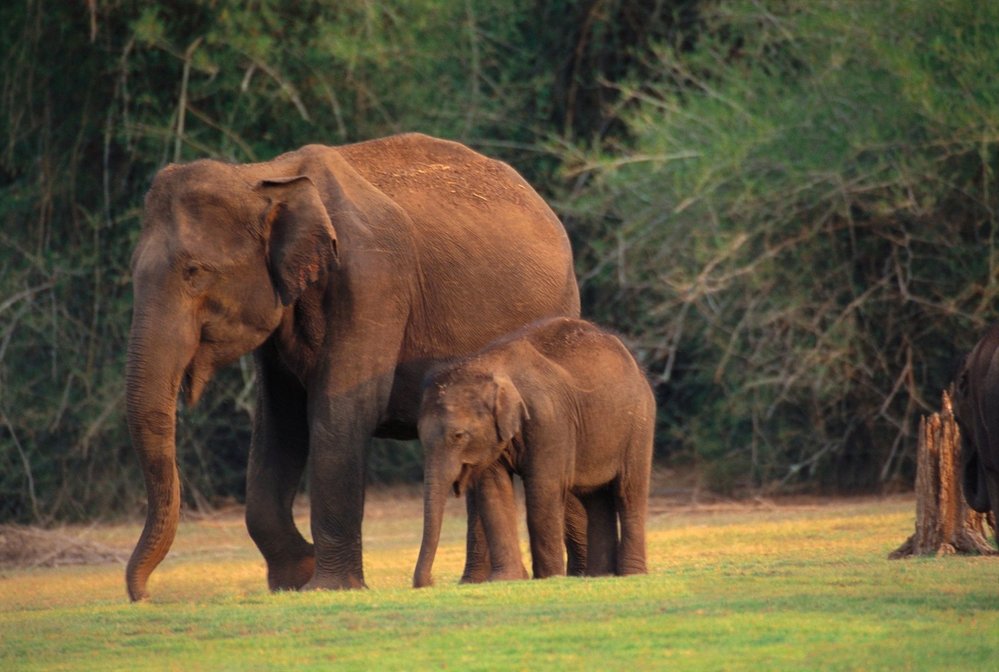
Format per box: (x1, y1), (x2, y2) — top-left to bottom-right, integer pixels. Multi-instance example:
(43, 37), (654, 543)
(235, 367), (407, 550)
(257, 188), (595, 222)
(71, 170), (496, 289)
(125, 160), (338, 601)
(953, 364), (993, 515)
(412, 371), (529, 587)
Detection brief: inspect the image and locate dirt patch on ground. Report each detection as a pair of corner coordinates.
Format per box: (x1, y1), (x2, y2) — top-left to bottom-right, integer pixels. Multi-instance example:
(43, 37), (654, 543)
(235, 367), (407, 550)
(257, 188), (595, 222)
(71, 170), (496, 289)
(0, 525), (128, 569)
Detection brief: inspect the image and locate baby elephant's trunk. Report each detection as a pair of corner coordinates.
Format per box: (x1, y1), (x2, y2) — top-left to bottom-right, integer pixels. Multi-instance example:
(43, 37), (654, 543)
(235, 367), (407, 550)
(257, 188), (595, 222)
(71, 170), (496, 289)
(413, 477), (449, 587)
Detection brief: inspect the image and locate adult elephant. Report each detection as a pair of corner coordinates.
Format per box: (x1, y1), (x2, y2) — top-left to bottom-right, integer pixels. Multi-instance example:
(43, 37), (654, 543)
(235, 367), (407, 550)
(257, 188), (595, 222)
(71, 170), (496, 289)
(125, 133), (580, 601)
(953, 323), (999, 523)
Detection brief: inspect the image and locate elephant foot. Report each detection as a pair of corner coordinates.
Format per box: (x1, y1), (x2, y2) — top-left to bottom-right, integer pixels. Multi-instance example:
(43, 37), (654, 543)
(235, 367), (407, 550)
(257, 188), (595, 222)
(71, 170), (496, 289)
(459, 563), (491, 584)
(531, 559), (567, 580)
(460, 561), (528, 583)
(412, 573), (434, 589)
(267, 555), (315, 592)
(531, 570), (565, 580)
(616, 561), (648, 577)
(583, 544), (617, 577)
(584, 556), (616, 577)
(301, 573), (367, 591)
(488, 565), (530, 582)
(459, 573), (488, 584)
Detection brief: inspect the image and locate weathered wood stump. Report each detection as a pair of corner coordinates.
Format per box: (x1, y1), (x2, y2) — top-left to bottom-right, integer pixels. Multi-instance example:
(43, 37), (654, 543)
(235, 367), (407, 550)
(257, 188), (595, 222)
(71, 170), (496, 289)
(889, 390), (996, 559)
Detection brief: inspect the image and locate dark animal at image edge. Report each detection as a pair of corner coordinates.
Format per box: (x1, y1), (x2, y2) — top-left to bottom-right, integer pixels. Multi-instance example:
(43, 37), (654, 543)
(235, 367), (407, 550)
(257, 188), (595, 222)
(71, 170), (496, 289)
(413, 317), (656, 587)
(125, 133), (586, 600)
(953, 322), (999, 525)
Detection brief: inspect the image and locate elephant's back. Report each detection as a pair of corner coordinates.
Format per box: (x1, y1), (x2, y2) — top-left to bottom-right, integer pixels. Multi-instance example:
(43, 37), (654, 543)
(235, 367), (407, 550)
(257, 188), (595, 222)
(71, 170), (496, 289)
(340, 132), (574, 241)
(541, 318), (652, 411)
(492, 318), (652, 407)
(508, 318), (655, 483)
(520, 319), (640, 373)
(335, 134), (560, 233)
(339, 134), (580, 347)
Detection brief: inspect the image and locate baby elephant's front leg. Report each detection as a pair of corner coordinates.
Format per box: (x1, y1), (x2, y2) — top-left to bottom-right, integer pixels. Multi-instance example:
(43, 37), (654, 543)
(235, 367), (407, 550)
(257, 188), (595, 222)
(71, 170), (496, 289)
(476, 463), (530, 581)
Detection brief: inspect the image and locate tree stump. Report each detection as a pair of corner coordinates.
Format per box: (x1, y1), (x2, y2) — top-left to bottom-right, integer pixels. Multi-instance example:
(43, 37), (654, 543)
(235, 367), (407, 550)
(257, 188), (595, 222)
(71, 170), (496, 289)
(889, 390), (996, 559)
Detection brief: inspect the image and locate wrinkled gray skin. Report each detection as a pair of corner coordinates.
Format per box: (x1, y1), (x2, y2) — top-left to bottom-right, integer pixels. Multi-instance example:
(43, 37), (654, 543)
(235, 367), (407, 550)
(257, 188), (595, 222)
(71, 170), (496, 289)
(413, 317), (655, 587)
(125, 133), (582, 601)
(953, 322), (999, 523)
(453, 468), (618, 583)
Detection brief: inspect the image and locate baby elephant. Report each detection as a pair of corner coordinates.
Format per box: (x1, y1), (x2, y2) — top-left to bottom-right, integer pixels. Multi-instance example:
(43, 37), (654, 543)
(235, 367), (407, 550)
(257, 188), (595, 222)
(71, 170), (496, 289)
(413, 317), (655, 587)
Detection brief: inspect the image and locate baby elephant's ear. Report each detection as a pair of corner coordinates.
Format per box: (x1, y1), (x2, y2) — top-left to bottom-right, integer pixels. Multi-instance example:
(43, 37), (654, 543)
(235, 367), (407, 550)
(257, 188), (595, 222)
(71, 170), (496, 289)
(493, 375), (529, 442)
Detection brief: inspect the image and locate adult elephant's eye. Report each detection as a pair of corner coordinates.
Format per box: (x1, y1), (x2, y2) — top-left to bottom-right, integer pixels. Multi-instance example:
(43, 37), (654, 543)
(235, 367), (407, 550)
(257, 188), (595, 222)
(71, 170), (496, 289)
(182, 264), (212, 291)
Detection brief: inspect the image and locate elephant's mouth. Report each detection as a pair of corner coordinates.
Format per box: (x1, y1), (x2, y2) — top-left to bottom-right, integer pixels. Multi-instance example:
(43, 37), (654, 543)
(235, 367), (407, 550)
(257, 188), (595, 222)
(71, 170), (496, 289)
(181, 351), (214, 408)
(452, 463), (475, 498)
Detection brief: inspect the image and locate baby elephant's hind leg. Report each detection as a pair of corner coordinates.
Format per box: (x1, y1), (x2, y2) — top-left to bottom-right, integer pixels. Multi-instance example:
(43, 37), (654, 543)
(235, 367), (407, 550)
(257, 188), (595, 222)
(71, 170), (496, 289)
(582, 489), (618, 576)
(614, 472), (649, 576)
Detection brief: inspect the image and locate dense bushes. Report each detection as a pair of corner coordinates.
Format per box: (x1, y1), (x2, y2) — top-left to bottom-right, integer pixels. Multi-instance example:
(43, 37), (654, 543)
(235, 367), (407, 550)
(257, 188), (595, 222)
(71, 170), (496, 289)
(559, 0), (999, 491)
(1, 0), (996, 521)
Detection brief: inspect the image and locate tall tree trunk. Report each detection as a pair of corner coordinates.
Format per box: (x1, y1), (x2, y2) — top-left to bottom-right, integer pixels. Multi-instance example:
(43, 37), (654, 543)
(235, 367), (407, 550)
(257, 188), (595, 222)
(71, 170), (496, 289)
(890, 390), (996, 558)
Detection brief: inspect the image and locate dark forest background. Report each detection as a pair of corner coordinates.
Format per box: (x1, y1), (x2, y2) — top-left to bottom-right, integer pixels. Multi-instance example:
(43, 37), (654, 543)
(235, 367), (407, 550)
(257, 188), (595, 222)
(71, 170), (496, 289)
(3, 0), (999, 522)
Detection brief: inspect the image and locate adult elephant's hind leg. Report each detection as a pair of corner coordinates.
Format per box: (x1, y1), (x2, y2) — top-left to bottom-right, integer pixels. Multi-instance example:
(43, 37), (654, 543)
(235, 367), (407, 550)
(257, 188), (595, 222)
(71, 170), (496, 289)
(246, 348), (315, 591)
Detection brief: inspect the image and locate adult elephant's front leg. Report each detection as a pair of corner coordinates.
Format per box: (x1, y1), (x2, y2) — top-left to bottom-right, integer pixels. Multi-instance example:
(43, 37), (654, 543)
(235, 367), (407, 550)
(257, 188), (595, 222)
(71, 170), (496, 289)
(303, 390), (381, 590)
(303, 340), (404, 591)
(246, 347), (314, 591)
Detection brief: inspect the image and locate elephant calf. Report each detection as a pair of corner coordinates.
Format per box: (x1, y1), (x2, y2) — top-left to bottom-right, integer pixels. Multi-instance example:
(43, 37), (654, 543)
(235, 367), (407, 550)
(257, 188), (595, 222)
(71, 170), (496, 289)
(413, 317), (655, 587)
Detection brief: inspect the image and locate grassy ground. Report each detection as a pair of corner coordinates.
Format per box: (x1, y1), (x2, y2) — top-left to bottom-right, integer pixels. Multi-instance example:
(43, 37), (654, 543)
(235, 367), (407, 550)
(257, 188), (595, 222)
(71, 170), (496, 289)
(2, 491), (997, 671)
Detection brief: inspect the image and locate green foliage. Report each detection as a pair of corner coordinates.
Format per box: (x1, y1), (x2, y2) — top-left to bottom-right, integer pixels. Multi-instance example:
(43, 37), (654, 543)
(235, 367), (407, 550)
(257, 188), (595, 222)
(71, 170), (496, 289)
(560, 0), (999, 492)
(4, 0), (998, 520)
(0, 0), (471, 520)
(0, 0), (682, 521)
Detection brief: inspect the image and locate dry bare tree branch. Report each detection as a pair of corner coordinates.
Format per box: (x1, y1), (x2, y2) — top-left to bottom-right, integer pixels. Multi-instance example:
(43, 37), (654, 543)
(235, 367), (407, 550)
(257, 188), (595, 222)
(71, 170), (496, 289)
(174, 36), (204, 163)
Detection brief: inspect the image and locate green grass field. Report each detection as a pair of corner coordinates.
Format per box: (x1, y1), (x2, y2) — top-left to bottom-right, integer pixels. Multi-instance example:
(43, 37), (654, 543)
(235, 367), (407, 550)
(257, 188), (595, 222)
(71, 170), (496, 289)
(2, 492), (997, 671)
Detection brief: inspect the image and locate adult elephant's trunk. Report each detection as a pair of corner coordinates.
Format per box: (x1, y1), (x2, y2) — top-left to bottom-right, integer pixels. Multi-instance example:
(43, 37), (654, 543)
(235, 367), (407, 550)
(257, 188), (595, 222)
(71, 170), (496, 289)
(413, 475), (451, 588)
(124, 308), (197, 601)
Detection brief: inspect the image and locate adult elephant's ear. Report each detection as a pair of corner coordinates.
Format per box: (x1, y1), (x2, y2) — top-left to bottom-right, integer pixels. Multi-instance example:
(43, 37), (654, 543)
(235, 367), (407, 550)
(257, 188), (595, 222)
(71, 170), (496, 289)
(256, 175), (339, 306)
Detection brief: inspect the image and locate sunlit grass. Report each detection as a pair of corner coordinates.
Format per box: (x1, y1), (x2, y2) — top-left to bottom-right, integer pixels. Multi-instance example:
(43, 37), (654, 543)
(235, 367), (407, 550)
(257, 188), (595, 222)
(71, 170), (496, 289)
(2, 494), (997, 670)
